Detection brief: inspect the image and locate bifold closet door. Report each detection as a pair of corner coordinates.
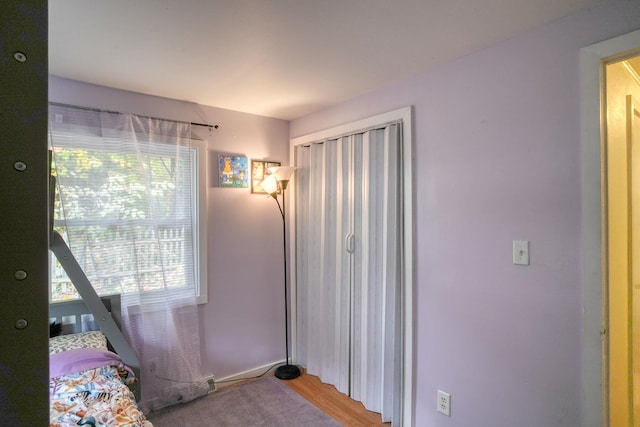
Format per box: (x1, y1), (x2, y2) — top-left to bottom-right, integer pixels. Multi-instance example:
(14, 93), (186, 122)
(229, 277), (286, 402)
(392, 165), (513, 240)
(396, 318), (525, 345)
(350, 126), (402, 421)
(295, 124), (402, 424)
(295, 137), (352, 395)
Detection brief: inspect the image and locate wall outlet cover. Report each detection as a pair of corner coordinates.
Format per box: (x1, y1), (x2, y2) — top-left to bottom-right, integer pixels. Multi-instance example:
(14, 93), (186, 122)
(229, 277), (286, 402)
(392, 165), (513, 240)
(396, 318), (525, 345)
(437, 390), (451, 416)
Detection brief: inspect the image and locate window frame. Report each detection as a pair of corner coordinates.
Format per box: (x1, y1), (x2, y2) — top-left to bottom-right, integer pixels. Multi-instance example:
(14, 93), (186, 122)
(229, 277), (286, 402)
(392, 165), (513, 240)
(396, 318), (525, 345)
(191, 138), (208, 305)
(49, 137), (208, 305)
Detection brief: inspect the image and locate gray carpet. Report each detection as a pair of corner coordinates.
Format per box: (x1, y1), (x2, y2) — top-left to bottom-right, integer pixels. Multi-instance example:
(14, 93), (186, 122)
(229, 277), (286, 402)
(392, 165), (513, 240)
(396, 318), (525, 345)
(147, 375), (342, 426)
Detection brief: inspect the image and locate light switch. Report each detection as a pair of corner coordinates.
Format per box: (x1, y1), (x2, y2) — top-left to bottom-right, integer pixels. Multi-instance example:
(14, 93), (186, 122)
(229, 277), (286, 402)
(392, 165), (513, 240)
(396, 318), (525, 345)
(513, 240), (530, 265)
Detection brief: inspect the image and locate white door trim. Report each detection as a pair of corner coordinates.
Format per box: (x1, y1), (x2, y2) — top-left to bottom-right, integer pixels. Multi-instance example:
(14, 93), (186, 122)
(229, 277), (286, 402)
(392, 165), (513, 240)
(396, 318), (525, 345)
(581, 29), (640, 427)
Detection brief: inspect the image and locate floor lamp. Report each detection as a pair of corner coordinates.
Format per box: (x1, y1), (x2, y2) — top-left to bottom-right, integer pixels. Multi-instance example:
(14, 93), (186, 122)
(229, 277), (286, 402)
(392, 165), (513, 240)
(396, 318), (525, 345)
(261, 166), (301, 380)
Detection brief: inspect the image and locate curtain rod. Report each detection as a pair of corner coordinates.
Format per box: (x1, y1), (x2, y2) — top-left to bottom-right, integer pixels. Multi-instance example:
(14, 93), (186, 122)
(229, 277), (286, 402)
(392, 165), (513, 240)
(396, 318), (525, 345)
(49, 102), (220, 130)
(191, 122), (219, 129)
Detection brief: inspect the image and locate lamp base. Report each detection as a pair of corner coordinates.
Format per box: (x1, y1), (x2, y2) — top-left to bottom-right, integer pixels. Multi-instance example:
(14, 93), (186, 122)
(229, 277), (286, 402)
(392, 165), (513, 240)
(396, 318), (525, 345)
(274, 364), (301, 380)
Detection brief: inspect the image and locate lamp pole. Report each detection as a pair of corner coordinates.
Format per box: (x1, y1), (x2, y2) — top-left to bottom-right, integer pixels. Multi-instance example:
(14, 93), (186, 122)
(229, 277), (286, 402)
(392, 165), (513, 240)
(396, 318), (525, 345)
(264, 167), (300, 380)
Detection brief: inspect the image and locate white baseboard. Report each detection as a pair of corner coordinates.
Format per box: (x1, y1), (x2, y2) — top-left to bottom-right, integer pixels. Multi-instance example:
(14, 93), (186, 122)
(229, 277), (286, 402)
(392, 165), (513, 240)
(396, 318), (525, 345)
(212, 360), (285, 390)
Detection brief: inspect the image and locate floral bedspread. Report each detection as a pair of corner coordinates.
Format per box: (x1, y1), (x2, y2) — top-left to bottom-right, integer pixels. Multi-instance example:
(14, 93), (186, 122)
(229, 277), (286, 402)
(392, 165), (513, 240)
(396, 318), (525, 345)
(50, 354), (151, 427)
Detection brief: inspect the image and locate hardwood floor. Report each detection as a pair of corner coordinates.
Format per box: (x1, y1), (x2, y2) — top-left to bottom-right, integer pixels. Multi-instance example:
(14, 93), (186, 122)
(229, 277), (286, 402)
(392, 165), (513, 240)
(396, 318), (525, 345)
(283, 371), (390, 427)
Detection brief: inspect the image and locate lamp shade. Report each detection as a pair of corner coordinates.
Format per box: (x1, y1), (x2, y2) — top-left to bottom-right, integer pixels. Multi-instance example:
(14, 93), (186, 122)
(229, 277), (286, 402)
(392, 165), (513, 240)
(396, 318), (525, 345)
(261, 173), (279, 195)
(268, 166), (295, 182)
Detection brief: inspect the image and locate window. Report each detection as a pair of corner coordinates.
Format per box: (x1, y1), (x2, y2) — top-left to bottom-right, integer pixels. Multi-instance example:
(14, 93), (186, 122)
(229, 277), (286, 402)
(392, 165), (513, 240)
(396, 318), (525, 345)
(49, 107), (207, 304)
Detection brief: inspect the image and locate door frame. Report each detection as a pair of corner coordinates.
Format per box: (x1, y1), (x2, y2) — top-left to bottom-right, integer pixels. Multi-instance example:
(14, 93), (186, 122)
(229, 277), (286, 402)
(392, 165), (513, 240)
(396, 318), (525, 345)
(581, 29), (640, 426)
(289, 106), (413, 426)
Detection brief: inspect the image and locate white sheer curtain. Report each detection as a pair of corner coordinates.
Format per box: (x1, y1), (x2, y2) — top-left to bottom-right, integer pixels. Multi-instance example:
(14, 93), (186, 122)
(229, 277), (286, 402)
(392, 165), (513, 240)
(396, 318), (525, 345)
(48, 104), (208, 412)
(295, 124), (403, 424)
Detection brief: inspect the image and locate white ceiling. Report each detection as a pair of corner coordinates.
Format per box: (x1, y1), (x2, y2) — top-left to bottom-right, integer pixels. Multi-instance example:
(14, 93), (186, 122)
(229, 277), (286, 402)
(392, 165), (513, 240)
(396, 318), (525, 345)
(49, 0), (601, 120)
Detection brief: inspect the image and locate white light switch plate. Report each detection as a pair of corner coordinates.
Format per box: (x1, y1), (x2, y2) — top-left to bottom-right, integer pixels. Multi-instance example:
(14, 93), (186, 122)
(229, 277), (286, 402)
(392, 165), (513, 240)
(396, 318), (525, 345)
(513, 240), (530, 265)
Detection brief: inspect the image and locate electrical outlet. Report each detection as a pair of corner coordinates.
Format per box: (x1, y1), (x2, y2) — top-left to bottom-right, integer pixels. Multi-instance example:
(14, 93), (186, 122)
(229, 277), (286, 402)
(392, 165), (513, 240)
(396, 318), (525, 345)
(147, 358), (159, 374)
(437, 390), (451, 416)
(206, 376), (217, 393)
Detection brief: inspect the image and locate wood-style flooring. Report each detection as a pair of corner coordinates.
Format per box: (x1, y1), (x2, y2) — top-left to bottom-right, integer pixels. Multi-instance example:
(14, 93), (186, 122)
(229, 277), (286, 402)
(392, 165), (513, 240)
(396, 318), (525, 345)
(283, 371), (390, 427)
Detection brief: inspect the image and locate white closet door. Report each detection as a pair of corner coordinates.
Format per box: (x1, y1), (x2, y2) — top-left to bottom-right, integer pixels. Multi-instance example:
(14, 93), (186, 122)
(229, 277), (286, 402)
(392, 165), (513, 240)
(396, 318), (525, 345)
(350, 125), (402, 422)
(295, 139), (351, 395)
(295, 123), (402, 425)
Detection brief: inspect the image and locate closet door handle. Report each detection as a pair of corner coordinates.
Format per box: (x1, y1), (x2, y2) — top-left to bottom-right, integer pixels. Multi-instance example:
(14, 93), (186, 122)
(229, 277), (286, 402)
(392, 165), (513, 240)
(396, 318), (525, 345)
(345, 233), (355, 253)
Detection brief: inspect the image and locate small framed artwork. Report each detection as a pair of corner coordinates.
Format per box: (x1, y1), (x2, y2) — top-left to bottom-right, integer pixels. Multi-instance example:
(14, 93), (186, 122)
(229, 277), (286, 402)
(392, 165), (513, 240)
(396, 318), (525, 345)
(219, 155), (249, 188)
(251, 160), (281, 193)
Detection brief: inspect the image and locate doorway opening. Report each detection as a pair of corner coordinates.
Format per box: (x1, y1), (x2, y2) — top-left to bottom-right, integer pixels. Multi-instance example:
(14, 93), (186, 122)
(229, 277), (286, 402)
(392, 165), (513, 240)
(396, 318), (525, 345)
(605, 54), (640, 427)
(581, 29), (640, 426)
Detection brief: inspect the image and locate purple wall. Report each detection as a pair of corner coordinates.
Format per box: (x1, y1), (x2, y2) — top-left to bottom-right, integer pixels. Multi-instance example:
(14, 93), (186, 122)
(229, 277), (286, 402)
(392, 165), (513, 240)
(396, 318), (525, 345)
(48, 1), (640, 423)
(290, 2), (640, 426)
(49, 76), (291, 380)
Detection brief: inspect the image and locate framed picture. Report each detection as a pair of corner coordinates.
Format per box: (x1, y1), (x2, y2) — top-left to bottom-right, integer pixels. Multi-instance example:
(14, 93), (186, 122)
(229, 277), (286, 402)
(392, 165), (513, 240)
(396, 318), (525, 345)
(219, 155), (249, 188)
(251, 160), (281, 193)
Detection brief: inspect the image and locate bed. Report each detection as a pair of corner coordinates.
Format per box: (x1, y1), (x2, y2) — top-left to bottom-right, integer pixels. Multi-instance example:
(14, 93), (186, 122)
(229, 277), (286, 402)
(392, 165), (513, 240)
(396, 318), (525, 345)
(49, 230), (153, 427)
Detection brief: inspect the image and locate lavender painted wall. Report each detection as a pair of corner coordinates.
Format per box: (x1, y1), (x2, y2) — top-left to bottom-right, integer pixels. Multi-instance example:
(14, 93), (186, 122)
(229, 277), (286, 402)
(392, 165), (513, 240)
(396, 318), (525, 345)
(48, 76), (291, 380)
(290, 2), (640, 426)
